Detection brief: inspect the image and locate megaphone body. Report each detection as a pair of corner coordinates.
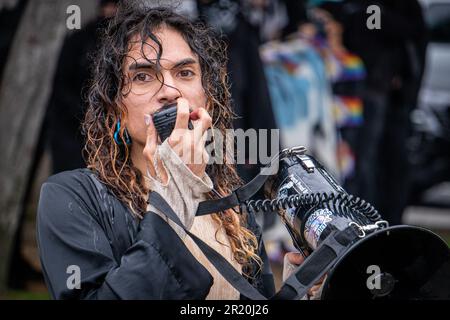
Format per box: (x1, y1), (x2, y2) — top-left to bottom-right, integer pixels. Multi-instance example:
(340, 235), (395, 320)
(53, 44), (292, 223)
(249, 146), (450, 300)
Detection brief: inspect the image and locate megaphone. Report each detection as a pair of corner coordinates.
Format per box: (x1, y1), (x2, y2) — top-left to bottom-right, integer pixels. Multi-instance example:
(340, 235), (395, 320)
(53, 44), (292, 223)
(321, 225), (450, 299)
(246, 146), (450, 300)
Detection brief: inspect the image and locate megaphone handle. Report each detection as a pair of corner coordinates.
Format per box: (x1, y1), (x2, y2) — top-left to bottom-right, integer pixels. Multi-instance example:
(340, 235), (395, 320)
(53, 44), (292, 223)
(275, 226), (360, 300)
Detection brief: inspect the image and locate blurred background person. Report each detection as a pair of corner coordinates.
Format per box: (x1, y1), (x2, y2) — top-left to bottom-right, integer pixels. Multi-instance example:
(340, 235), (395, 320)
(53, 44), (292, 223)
(197, 0), (278, 185)
(257, 0), (367, 268)
(46, 0), (119, 174)
(325, 0), (428, 225)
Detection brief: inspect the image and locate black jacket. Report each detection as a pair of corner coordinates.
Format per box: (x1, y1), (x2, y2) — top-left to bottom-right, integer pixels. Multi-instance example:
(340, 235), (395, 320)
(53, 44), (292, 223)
(37, 168), (275, 299)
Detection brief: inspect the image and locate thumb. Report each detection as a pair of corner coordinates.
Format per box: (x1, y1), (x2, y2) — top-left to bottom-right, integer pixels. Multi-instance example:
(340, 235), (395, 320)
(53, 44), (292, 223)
(143, 114), (158, 176)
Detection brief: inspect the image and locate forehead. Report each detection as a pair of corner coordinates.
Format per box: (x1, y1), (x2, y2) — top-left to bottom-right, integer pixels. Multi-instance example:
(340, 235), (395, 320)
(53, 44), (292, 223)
(124, 25), (197, 68)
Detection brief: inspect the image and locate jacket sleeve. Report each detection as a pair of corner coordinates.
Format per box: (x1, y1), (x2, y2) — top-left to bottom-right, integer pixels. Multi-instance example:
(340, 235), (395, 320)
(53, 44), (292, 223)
(37, 179), (213, 300)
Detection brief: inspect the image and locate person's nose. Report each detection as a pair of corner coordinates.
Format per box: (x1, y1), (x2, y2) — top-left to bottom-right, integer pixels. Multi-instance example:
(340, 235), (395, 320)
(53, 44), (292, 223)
(155, 73), (181, 105)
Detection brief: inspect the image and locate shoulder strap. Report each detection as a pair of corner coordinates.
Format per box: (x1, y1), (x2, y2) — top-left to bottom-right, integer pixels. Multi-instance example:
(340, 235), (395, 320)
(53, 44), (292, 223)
(196, 169), (272, 216)
(196, 146), (289, 217)
(148, 191), (267, 300)
(196, 146), (310, 217)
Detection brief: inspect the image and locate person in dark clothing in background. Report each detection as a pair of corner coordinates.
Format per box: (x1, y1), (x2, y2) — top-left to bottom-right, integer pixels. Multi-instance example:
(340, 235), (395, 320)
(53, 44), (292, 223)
(331, 0), (428, 225)
(376, 0), (428, 225)
(280, 0), (308, 38)
(197, 0), (278, 185)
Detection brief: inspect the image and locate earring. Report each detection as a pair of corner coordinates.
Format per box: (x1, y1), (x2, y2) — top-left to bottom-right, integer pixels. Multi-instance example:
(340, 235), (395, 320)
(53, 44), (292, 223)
(114, 119), (132, 145)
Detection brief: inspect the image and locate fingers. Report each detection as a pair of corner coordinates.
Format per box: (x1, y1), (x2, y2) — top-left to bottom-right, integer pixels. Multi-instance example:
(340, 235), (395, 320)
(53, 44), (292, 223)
(170, 98), (191, 146)
(166, 99), (211, 177)
(308, 284), (322, 297)
(144, 114), (158, 155)
(143, 114), (158, 178)
(192, 107), (213, 138)
(285, 251), (325, 299)
(173, 97), (190, 131)
(286, 252), (306, 266)
(307, 274), (326, 297)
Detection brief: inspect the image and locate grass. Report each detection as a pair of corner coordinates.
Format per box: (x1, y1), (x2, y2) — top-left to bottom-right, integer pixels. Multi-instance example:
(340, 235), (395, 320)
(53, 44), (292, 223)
(1, 290), (50, 300)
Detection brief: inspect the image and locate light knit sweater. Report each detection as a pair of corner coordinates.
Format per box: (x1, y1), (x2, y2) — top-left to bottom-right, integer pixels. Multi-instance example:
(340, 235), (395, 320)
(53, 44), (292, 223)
(144, 140), (242, 300)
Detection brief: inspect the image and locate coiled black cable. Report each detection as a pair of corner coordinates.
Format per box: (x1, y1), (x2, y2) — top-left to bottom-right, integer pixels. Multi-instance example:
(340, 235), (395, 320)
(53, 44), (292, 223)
(244, 192), (382, 225)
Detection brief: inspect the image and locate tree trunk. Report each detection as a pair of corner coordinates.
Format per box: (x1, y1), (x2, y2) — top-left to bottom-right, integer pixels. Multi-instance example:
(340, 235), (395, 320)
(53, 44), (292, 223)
(0, 0), (73, 293)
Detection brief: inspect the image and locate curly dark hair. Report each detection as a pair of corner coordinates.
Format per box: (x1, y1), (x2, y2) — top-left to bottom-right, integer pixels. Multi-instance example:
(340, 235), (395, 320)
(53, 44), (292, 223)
(82, 1), (261, 269)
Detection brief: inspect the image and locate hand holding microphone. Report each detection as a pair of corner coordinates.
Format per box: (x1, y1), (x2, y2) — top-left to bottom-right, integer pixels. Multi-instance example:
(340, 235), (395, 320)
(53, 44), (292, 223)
(143, 98), (212, 183)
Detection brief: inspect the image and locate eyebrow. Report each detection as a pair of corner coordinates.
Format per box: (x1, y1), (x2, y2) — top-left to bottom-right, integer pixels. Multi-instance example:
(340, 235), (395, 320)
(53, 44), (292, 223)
(172, 58), (197, 69)
(128, 58), (197, 71)
(128, 61), (157, 71)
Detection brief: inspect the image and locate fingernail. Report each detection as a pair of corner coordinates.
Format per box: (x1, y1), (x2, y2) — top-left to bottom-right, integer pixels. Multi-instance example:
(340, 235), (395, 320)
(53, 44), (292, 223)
(144, 114), (151, 126)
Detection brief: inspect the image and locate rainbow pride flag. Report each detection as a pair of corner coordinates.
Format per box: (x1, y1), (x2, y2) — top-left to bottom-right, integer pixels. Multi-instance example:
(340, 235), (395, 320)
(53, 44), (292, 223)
(333, 96), (363, 127)
(335, 51), (366, 82)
